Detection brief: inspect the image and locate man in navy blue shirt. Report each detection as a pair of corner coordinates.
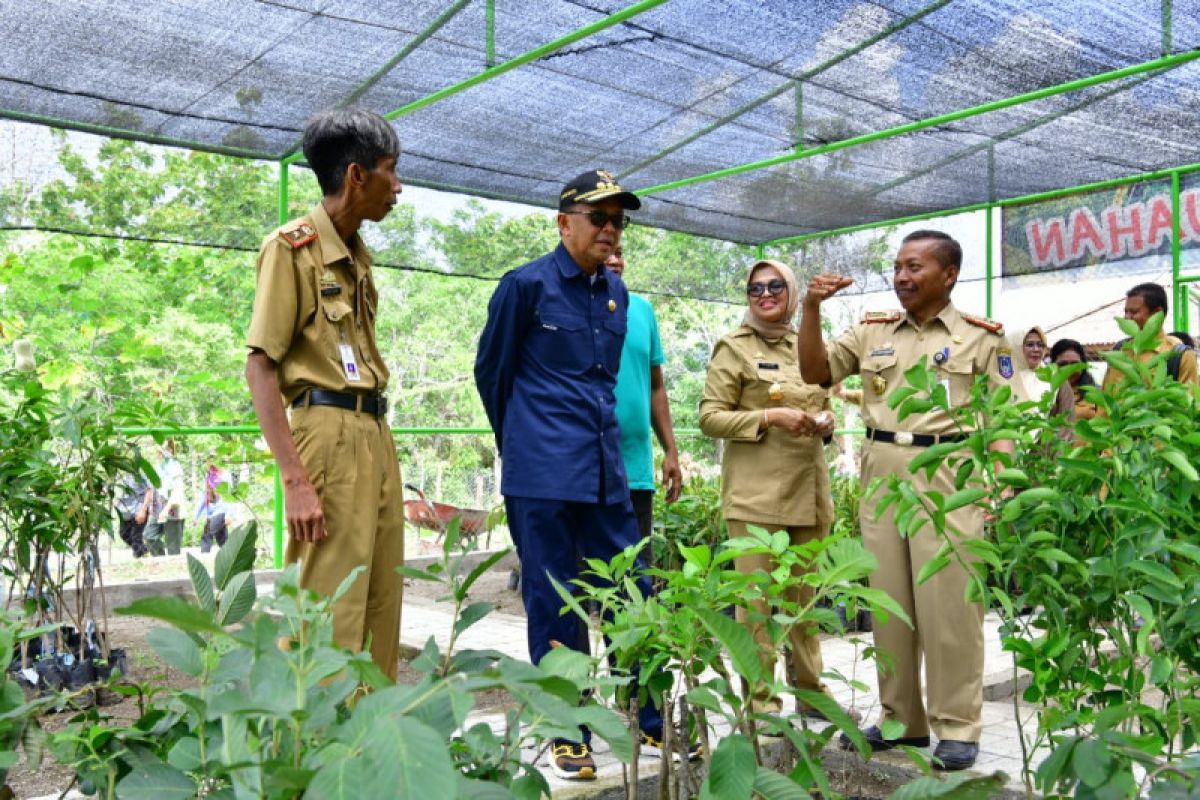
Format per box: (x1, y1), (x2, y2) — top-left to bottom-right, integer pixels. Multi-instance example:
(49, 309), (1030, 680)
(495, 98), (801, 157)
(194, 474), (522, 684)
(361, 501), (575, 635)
(475, 170), (680, 780)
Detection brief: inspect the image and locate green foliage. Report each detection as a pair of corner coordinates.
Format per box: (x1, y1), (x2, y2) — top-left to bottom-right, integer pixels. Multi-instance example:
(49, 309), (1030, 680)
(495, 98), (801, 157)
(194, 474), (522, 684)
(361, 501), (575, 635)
(875, 312), (1200, 798)
(53, 520), (630, 798)
(0, 608), (56, 795)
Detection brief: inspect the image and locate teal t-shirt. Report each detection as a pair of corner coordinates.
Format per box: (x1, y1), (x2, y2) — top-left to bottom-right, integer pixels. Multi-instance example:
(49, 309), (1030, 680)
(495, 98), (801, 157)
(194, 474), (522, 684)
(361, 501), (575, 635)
(614, 293), (664, 491)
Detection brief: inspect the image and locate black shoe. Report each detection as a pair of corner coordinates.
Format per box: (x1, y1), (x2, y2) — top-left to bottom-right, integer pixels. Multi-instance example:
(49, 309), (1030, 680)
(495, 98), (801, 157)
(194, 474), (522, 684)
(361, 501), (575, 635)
(838, 724), (930, 752)
(640, 729), (704, 762)
(932, 740), (978, 771)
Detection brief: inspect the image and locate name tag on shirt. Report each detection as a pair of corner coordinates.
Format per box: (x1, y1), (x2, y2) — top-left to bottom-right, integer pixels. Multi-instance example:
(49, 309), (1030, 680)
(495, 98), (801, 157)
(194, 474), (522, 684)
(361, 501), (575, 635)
(757, 362), (779, 369)
(339, 343), (362, 382)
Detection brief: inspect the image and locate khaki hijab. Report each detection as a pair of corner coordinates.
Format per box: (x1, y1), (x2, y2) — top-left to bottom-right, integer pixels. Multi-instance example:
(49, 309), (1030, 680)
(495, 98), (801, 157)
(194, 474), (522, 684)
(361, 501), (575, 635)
(741, 259), (800, 340)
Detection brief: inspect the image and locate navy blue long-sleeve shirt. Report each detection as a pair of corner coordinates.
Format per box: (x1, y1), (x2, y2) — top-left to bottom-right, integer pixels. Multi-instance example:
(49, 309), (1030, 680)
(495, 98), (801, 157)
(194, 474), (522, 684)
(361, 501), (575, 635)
(474, 243), (630, 504)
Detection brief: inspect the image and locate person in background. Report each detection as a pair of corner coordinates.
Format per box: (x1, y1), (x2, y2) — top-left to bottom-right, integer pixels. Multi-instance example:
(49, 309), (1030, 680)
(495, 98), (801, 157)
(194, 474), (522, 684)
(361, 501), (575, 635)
(1169, 331), (1195, 349)
(1103, 283), (1197, 388)
(143, 439), (185, 556)
(603, 244), (682, 538)
(699, 258), (854, 729)
(1049, 339), (1098, 424)
(114, 466), (152, 559)
(1011, 326), (1074, 440)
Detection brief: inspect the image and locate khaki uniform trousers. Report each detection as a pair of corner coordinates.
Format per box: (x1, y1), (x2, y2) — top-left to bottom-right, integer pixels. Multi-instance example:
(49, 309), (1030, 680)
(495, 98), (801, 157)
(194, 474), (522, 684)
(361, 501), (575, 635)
(860, 440), (984, 742)
(727, 519), (830, 713)
(286, 404), (405, 680)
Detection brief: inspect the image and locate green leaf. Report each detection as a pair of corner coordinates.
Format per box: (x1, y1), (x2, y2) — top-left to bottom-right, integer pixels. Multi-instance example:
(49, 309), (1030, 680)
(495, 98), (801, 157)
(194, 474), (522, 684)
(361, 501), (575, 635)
(887, 772), (1007, 799)
(1128, 560), (1184, 590)
(696, 607), (761, 683)
(1149, 655), (1173, 685)
(187, 554), (215, 613)
(214, 519), (257, 591)
(458, 549), (511, 597)
(752, 766), (808, 799)
(700, 734), (755, 800)
(996, 468), (1031, 488)
(147, 627), (205, 677)
(1161, 449), (1199, 481)
(576, 704), (634, 762)
(115, 762), (196, 800)
(916, 553), (951, 586)
(944, 488), (988, 513)
(453, 601), (494, 637)
(117, 596), (222, 635)
(217, 570), (257, 627)
(1072, 738), (1113, 788)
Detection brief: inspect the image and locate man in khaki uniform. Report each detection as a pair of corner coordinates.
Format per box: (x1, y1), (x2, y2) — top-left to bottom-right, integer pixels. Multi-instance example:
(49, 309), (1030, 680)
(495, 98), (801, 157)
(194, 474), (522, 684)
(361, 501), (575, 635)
(798, 230), (1022, 771)
(245, 109), (405, 679)
(1102, 282), (1198, 389)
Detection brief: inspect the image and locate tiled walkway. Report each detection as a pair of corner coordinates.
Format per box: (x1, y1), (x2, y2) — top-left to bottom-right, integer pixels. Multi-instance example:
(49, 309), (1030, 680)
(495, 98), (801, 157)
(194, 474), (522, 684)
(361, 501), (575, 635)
(402, 592), (1046, 796)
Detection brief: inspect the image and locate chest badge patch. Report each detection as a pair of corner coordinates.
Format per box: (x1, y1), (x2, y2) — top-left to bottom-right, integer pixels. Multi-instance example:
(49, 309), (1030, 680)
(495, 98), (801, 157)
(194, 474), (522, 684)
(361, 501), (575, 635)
(319, 270), (341, 297)
(607, 299), (617, 312)
(872, 374), (888, 395)
(768, 382), (783, 401)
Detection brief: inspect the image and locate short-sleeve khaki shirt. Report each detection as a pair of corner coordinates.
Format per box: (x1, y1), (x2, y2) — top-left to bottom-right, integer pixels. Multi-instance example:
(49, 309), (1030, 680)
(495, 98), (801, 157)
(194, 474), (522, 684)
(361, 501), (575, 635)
(826, 302), (1025, 437)
(246, 203), (389, 403)
(699, 326), (833, 528)
(1101, 332), (1199, 390)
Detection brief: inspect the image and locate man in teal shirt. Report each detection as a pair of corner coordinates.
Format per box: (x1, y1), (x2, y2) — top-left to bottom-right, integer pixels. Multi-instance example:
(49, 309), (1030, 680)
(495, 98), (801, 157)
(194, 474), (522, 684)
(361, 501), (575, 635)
(606, 245), (682, 536)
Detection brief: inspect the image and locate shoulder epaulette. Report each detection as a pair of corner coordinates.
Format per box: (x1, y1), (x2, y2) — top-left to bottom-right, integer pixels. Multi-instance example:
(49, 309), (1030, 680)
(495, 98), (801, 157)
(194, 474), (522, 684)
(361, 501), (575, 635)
(962, 313), (1004, 334)
(279, 221), (318, 249)
(862, 310), (901, 324)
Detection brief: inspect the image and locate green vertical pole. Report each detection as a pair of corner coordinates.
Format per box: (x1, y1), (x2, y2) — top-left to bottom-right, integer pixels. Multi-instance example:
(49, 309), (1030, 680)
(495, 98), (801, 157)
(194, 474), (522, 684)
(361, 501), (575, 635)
(985, 205), (994, 318)
(1162, 0), (1174, 55)
(273, 160), (289, 569)
(486, 0), (496, 67)
(794, 83), (804, 153)
(1172, 170), (1184, 331)
(756, 243), (765, 260)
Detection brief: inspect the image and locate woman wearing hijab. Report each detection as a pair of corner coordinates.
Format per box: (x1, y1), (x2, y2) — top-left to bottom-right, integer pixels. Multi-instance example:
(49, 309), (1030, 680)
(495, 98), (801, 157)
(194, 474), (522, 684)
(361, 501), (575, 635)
(699, 259), (851, 725)
(1049, 338), (1098, 423)
(1012, 326), (1074, 434)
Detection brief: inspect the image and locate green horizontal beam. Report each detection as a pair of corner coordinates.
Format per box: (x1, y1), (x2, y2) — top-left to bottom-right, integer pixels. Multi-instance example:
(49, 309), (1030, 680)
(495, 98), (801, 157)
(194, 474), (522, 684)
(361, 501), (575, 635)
(118, 425), (869, 439)
(767, 159), (1200, 246)
(0, 108), (277, 162)
(620, 0), (954, 180)
(281, 0), (668, 167)
(638, 49), (1200, 199)
(280, 0), (474, 162)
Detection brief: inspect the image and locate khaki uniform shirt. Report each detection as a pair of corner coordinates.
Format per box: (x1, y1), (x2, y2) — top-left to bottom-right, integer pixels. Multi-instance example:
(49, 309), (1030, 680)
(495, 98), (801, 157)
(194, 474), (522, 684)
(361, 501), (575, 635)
(826, 302), (1025, 436)
(1101, 332), (1198, 390)
(700, 327), (833, 528)
(246, 203), (388, 403)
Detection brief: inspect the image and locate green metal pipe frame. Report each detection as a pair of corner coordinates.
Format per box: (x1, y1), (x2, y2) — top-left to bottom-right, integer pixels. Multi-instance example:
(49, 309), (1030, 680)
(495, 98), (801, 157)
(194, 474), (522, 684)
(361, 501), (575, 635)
(279, 0), (474, 162)
(486, 0), (496, 68)
(1172, 171), (1184, 330)
(619, 0), (954, 180)
(636, 49), (1200, 199)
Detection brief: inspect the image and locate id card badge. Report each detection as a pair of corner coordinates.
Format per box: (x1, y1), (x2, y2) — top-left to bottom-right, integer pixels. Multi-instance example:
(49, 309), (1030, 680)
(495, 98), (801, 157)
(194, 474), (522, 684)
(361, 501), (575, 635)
(339, 343), (362, 382)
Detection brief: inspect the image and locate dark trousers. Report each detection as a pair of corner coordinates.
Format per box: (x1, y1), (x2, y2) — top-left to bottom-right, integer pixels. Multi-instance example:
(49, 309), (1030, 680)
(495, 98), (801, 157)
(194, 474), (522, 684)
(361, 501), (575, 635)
(118, 517), (147, 558)
(629, 489), (654, 540)
(201, 518), (228, 553)
(505, 494), (663, 739)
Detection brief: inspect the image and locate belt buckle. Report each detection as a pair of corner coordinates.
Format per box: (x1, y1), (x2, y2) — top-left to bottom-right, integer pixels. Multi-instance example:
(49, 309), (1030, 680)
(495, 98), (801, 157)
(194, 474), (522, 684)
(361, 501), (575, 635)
(895, 431), (914, 447)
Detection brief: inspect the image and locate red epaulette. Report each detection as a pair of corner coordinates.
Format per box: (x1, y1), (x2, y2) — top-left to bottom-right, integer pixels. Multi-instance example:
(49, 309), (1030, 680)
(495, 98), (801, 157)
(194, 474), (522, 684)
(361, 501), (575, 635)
(962, 313), (1004, 334)
(279, 221), (318, 249)
(862, 310), (901, 324)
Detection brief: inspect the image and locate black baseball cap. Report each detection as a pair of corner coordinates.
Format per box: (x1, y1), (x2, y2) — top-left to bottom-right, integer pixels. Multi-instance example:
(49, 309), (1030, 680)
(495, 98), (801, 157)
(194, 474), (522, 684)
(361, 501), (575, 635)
(558, 169), (641, 211)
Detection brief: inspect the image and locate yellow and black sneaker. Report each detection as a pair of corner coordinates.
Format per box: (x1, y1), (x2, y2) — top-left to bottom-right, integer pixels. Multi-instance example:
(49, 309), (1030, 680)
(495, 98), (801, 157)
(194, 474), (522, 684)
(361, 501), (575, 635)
(550, 739), (596, 781)
(639, 729), (704, 762)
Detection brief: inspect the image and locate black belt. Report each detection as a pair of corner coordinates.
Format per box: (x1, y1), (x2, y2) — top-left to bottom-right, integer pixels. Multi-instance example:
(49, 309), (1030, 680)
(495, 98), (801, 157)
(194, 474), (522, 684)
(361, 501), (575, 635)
(865, 427), (967, 448)
(292, 389), (387, 418)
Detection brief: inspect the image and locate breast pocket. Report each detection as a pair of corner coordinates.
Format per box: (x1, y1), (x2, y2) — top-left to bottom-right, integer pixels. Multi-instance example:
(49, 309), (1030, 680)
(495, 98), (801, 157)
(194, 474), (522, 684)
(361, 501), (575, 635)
(863, 354), (899, 402)
(530, 312), (588, 372)
(939, 358), (975, 408)
(320, 299), (353, 350)
(602, 318), (627, 373)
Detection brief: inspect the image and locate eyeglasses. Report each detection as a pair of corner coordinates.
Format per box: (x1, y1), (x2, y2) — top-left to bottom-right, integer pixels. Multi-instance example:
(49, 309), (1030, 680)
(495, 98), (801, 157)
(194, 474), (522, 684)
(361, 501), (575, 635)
(747, 279), (787, 297)
(562, 210), (631, 230)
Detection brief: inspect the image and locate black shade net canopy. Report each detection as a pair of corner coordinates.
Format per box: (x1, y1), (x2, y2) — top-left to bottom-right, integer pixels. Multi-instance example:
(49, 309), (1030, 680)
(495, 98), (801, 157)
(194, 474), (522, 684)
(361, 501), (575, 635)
(2, 0), (1199, 245)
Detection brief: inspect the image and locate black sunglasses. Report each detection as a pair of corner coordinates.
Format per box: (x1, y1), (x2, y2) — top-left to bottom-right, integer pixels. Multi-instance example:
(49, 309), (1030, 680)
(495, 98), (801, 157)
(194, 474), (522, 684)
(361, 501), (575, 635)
(563, 210), (631, 230)
(747, 279), (787, 297)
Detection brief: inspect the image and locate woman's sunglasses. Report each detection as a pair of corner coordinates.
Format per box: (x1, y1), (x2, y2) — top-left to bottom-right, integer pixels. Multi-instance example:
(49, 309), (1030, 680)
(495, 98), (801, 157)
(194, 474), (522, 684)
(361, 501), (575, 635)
(747, 279), (787, 298)
(562, 210), (631, 230)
